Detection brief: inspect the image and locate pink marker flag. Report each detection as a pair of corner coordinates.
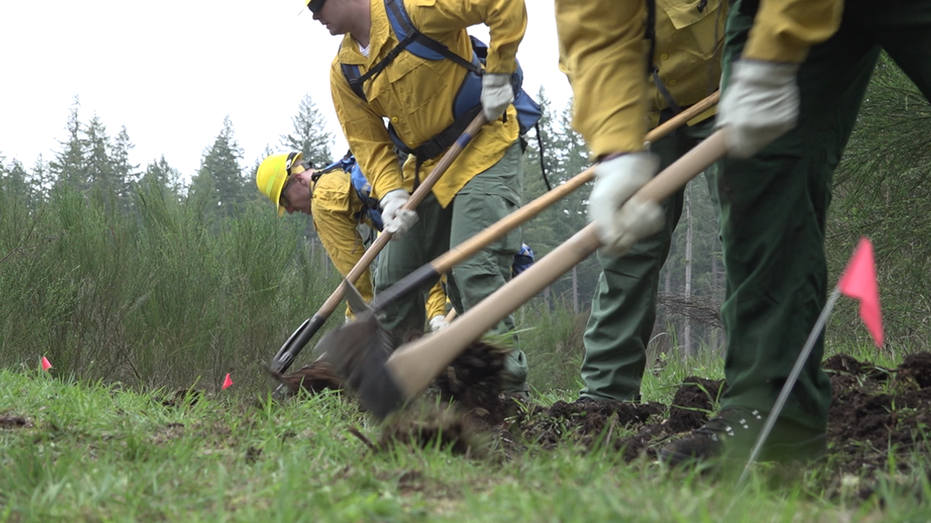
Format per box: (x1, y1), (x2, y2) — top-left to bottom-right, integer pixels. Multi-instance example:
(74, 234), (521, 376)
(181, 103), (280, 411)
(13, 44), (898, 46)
(41, 357), (53, 371)
(222, 373), (233, 390)
(838, 237), (884, 348)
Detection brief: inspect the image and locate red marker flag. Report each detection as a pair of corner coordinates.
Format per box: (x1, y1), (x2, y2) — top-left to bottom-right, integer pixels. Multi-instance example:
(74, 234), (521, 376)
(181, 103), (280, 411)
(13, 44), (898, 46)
(41, 357), (53, 371)
(838, 237), (884, 348)
(222, 373), (233, 390)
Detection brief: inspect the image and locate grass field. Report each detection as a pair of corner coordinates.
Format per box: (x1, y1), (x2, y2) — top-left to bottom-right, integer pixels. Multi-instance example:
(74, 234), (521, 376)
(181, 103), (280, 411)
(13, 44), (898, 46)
(3, 344), (929, 523)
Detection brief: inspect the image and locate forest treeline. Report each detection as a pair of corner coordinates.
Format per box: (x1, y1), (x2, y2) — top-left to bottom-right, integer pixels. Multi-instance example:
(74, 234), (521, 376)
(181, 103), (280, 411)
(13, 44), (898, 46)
(2, 54), (929, 389)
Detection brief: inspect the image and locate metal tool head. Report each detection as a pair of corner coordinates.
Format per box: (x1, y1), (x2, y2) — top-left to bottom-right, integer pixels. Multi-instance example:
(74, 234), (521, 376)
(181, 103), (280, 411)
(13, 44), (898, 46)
(314, 310), (405, 420)
(342, 279), (373, 317)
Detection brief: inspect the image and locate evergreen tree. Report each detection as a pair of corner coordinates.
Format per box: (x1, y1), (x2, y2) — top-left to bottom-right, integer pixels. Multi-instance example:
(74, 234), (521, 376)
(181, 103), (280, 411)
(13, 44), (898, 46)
(1, 158), (32, 201)
(518, 92), (601, 309)
(279, 94), (334, 168)
(140, 156), (183, 202)
(82, 114), (117, 201)
(247, 145), (277, 206)
(30, 154), (53, 203)
(111, 125), (141, 209)
(50, 97), (87, 191)
(829, 53), (931, 345)
(189, 116), (247, 219)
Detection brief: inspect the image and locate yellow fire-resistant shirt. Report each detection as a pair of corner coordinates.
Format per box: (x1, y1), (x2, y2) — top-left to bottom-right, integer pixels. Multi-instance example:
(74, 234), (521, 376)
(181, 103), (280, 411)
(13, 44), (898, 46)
(556, 0), (838, 157)
(743, 0), (843, 64)
(647, 0), (726, 127)
(310, 169), (375, 312)
(330, 0), (526, 208)
(311, 168), (449, 320)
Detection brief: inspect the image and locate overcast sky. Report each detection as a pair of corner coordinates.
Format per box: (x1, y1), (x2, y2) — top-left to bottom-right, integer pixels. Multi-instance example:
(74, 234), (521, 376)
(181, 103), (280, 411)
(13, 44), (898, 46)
(1, 0), (572, 182)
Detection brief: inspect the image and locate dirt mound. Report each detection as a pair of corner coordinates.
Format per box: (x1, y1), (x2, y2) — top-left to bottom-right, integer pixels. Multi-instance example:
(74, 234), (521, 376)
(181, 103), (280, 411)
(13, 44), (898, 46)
(437, 351), (931, 485)
(826, 352), (931, 478)
(0, 414), (33, 429)
(290, 348), (931, 490)
(268, 360), (344, 397)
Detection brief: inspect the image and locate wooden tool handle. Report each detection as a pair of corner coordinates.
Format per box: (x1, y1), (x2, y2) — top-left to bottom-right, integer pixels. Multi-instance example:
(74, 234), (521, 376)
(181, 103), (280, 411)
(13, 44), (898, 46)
(429, 91), (720, 275)
(315, 113), (487, 316)
(387, 129), (728, 398)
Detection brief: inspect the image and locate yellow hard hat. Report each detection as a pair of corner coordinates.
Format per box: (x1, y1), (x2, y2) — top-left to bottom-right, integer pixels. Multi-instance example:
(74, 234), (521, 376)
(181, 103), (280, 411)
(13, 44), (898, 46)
(256, 151), (302, 216)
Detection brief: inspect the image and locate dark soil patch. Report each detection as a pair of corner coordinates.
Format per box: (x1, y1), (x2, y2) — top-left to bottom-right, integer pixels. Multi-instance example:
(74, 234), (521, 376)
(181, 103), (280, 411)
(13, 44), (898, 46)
(372, 351), (931, 496)
(0, 414), (33, 429)
(160, 389), (202, 408)
(268, 360), (344, 397)
(351, 402), (489, 459)
(826, 352), (931, 478)
(433, 340), (513, 425)
(288, 342), (931, 493)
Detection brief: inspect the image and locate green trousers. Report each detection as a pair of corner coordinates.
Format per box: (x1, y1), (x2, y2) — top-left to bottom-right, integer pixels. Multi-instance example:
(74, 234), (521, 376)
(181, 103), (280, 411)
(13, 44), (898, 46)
(374, 142), (528, 391)
(580, 117), (717, 401)
(715, 0), (931, 432)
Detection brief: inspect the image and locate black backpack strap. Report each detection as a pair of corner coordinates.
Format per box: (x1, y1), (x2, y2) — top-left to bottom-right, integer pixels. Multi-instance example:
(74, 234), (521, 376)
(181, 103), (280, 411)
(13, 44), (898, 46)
(409, 105), (482, 163)
(533, 122), (552, 191)
(645, 0), (657, 76)
(652, 67), (683, 114)
(340, 31), (420, 101)
(340, 63), (368, 101)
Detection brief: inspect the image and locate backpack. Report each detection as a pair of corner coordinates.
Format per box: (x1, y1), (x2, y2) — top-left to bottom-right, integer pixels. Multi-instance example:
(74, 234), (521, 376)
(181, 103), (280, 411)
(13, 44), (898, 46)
(511, 243), (535, 278)
(316, 154), (385, 231)
(339, 0), (542, 165)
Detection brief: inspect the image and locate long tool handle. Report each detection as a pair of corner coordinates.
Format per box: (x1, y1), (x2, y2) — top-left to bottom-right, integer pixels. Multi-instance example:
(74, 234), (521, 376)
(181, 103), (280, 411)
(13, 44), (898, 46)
(270, 113), (487, 373)
(386, 129), (728, 398)
(371, 91), (720, 310)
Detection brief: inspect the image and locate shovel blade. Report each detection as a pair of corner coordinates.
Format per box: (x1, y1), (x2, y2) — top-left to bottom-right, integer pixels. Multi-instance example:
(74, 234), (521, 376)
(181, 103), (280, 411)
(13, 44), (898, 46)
(342, 280), (373, 317)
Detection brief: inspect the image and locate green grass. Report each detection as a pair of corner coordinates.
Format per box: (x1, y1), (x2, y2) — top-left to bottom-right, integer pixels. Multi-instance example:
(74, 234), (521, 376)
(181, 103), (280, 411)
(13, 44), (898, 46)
(2, 365), (928, 523)
(4, 171), (931, 522)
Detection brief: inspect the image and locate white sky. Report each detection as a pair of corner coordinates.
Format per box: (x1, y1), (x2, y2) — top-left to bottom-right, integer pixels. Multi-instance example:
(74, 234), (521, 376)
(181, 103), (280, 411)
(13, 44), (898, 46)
(0, 0), (572, 182)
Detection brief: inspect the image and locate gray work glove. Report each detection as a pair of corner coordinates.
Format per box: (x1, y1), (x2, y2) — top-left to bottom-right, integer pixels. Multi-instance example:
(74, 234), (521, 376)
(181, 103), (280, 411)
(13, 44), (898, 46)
(718, 59), (800, 158)
(379, 189), (418, 239)
(481, 73), (514, 121)
(588, 152), (664, 257)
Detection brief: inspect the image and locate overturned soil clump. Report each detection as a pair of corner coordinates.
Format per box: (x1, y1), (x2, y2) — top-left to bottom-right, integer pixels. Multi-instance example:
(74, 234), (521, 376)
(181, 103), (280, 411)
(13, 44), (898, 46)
(282, 344), (931, 493)
(497, 352), (931, 485)
(368, 351), (931, 494)
(268, 360), (345, 397)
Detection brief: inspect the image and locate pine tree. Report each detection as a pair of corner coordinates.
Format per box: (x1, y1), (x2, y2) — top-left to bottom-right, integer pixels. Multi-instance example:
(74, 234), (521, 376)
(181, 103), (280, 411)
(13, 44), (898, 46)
(189, 116), (247, 220)
(82, 114), (117, 202)
(829, 53), (931, 345)
(1, 158), (31, 201)
(50, 97), (87, 191)
(111, 125), (141, 210)
(247, 145), (277, 206)
(30, 154), (53, 203)
(279, 94), (334, 168)
(140, 156), (183, 202)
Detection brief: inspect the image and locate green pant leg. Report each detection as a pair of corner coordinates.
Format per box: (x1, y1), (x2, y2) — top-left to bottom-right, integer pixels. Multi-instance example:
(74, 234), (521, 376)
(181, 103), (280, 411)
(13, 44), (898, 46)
(846, 0), (931, 98)
(450, 142), (528, 391)
(374, 193), (451, 338)
(580, 119), (715, 401)
(715, 1), (880, 431)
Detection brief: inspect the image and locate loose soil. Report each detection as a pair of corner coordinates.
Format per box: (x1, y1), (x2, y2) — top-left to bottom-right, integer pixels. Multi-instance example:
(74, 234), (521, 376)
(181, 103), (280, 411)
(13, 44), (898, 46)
(282, 349), (931, 496)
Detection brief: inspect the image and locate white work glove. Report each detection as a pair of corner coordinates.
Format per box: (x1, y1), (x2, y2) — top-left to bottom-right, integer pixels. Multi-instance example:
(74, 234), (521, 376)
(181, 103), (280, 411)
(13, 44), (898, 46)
(718, 59), (801, 158)
(588, 152), (664, 257)
(429, 315), (449, 332)
(481, 73), (514, 121)
(379, 189), (418, 239)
